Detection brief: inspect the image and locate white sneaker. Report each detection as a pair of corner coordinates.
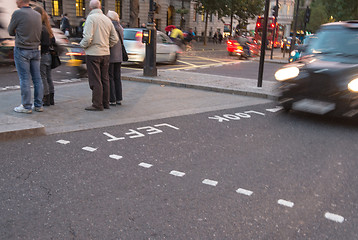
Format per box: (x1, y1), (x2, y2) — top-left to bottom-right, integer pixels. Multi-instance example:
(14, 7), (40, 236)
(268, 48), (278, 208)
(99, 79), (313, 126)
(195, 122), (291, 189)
(14, 105), (32, 114)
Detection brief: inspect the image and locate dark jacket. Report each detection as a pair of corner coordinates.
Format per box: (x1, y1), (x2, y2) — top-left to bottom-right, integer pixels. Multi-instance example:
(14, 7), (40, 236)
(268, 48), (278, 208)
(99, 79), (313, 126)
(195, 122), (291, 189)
(40, 25), (55, 54)
(109, 21), (124, 63)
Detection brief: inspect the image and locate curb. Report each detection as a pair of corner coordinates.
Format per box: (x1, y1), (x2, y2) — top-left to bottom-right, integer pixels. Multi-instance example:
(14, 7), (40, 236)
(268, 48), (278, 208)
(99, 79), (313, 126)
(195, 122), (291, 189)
(0, 116), (46, 141)
(122, 75), (279, 101)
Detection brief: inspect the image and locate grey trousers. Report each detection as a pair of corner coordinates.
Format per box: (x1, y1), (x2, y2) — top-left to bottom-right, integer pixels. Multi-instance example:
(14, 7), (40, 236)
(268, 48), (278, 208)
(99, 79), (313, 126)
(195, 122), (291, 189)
(40, 53), (54, 95)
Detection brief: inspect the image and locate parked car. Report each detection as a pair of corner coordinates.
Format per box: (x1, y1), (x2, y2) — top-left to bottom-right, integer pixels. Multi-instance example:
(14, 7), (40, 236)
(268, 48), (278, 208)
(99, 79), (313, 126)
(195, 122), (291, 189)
(275, 21), (358, 117)
(123, 28), (181, 64)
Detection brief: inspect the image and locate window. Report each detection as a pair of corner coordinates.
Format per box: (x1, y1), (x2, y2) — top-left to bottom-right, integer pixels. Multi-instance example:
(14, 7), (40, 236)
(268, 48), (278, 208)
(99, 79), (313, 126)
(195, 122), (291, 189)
(52, 0), (62, 16)
(115, 0), (122, 19)
(76, 0), (85, 17)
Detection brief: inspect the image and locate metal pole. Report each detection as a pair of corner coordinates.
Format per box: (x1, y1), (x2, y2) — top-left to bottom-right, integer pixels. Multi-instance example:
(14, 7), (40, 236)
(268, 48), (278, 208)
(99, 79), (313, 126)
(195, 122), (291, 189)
(290, 0), (300, 58)
(257, 0), (270, 88)
(270, 0), (279, 60)
(144, 0), (157, 76)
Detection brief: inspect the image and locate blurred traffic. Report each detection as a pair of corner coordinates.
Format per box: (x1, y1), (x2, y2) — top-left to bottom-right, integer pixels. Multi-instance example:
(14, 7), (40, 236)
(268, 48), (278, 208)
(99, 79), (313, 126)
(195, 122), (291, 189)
(275, 21), (358, 117)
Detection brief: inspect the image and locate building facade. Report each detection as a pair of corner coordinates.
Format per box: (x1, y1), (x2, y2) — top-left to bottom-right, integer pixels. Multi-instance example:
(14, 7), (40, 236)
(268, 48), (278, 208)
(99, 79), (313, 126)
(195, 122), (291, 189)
(39, 0), (240, 38)
(38, 0), (300, 38)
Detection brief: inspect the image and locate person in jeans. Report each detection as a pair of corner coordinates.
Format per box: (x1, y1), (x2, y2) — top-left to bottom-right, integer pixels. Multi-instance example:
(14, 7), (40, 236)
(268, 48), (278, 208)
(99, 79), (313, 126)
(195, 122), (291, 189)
(8, 0), (43, 113)
(80, 0), (118, 111)
(34, 6), (56, 106)
(107, 10), (123, 106)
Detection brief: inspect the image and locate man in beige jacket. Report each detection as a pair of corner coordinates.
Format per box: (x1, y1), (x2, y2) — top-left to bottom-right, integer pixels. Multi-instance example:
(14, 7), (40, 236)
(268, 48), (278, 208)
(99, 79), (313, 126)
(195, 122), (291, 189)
(80, 0), (118, 111)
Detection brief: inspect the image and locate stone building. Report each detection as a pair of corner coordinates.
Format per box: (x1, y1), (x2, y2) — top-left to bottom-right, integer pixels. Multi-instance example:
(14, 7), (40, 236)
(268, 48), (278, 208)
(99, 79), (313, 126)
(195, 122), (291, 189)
(38, 0), (230, 38)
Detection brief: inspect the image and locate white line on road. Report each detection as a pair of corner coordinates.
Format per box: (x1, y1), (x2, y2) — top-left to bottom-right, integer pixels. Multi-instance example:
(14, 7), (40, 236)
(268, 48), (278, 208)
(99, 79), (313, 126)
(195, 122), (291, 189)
(236, 188), (253, 196)
(56, 139), (70, 144)
(138, 162), (153, 168)
(278, 199), (294, 208)
(109, 154), (123, 160)
(82, 146), (97, 152)
(170, 170), (185, 177)
(325, 212), (345, 223)
(202, 179), (218, 186)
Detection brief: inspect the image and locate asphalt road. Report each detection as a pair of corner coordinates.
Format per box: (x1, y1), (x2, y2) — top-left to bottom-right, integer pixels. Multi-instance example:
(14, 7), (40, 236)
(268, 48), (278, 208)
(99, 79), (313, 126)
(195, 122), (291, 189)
(0, 49), (282, 90)
(1, 102), (357, 239)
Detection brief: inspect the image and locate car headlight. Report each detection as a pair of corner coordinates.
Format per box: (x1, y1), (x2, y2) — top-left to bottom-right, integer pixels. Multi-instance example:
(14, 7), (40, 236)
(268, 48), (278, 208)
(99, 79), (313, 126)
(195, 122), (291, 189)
(275, 67), (300, 81)
(290, 51), (297, 57)
(348, 78), (358, 92)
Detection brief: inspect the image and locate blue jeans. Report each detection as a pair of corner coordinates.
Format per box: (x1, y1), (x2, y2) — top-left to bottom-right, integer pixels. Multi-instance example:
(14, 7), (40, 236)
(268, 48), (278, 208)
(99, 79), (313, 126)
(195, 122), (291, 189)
(14, 47), (43, 109)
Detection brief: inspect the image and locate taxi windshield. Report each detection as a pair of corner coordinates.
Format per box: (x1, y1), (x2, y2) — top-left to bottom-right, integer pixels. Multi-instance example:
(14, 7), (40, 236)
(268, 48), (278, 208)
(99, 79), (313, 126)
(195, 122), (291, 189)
(306, 27), (358, 57)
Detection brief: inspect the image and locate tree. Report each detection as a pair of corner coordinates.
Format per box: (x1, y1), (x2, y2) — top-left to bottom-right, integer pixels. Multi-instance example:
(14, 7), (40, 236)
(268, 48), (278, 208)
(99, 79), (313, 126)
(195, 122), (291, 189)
(220, 0), (264, 36)
(194, 0), (221, 45)
(130, 0), (139, 27)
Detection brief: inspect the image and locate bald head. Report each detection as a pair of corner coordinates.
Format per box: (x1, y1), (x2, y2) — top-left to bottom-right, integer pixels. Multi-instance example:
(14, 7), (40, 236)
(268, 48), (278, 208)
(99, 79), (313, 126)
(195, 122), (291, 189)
(89, 0), (101, 10)
(16, 0), (30, 8)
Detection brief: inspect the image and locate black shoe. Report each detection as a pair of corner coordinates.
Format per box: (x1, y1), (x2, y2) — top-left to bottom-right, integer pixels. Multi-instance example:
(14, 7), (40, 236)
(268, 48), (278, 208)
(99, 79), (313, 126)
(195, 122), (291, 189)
(116, 101), (122, 105)
(50, 93), (55, 105)
(104, 105), (110, 109)
(85, 106), (103, 111)
(109, 102), (116, 106)
(43, 94), (50, 106)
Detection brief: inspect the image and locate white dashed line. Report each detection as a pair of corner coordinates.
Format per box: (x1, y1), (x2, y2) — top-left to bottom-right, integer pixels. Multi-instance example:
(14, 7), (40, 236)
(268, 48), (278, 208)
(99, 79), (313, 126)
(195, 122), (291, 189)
(236, 188), (253, 196)
(169, 170), (185, 177)
(109, 154), (123, 160)
(325, 212), (344, 223)
(266, 106), (283, 112)
(278, 199), (294, 208)
(82, 146), (97, 152)
(56, 139), (70, 144)
(202, 179), (218, 186)
(138, 162), (153, 168)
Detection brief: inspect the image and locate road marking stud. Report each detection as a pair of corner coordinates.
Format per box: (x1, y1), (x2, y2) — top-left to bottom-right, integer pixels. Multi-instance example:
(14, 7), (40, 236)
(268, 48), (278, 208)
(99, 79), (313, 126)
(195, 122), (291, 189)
(278, 199), (294, 208)
(138, 162), (153, 168)
(325, 212), (344, 223)
(56, 140), (70, 144)
(109, 154), (123, 160)
(236, 188), (253, 196)
(170, 170), (185, 177)
(202, 179), (218, 186)
(82, 146), (97, 152)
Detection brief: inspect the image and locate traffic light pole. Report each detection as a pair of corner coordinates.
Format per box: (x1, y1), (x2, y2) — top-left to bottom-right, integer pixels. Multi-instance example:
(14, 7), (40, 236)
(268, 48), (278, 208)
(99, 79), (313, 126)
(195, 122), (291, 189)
(144, 0), (157, 77)
(257, 0), (270, 88)
(270, 0), (279, 60)
(290, 0), (300, 57)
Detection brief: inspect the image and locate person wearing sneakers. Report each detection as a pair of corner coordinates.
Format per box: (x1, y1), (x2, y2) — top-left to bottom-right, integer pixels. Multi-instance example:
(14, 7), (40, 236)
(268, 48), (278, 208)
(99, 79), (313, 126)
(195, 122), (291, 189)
(8, 0), (43, 113)
(80, 0), (118, 111)
(107, 10), (123, 106)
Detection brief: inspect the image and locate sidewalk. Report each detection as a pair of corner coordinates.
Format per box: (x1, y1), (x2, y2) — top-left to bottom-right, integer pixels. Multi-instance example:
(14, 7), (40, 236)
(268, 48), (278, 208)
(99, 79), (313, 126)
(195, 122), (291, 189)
(0, 46), (284, 141)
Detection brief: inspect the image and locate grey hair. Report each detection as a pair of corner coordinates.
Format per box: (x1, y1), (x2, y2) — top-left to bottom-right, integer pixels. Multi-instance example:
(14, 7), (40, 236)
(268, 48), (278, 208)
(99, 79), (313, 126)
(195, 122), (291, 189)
(89, 0), (101, 9)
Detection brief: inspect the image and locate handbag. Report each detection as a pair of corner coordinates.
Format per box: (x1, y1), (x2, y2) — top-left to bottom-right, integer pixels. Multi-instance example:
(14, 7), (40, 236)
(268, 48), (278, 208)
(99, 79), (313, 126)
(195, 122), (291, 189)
(50, 48), (61, 69)
(118, 31), (128, 62)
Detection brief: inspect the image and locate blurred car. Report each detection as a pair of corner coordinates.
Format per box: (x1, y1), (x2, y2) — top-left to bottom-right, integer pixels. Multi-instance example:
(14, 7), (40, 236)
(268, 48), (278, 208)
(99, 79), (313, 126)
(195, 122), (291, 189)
(123, 28), (181, 64)
(275, 21), (358, 117)
(227, 37), (259, 58)
(0, 38), (15, 63)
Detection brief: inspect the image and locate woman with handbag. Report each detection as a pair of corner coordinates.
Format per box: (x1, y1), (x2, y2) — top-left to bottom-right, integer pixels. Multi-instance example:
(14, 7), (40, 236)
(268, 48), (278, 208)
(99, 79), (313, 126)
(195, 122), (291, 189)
(107, 10), (124, 106)
(34, 6), (56, 106)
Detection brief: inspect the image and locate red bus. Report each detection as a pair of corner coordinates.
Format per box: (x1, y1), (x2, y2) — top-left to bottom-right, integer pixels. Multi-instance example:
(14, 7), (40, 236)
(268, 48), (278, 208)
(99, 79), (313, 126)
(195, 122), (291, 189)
(254, 16), (283, 48)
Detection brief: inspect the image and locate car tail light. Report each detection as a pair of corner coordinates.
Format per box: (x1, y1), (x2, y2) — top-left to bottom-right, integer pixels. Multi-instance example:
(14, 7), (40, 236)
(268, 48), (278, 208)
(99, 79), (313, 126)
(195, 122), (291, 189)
(135, 32), (143, 41)
(66, 52), (84, 56)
